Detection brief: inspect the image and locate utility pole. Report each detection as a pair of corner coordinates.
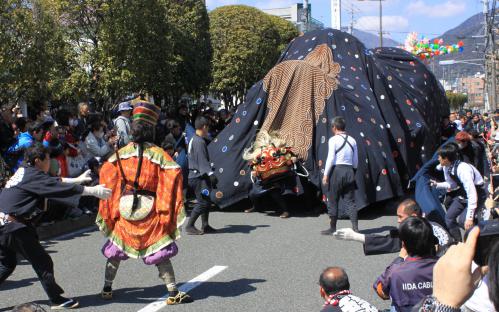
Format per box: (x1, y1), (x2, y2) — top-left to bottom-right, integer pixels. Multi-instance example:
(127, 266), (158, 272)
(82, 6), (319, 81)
(379, 0), (383, 47)
(303, 0), (309, 33)
(490, 0), (497, 111)
(350, 4), (354, 34)
(358, 0), (384, 47)
(346, 4), (359, 34)
(331, 0), (341, 30)
(484, 0), (497, 111)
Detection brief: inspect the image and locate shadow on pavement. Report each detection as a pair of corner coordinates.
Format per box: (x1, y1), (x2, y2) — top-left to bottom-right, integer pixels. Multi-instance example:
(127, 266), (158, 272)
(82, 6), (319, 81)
(0, 277), (39, 290)
(75, 278), (266, 308)
(76, 284), (166, 308)
(188, 278), (266, 299)
(217, 225), (270, 234)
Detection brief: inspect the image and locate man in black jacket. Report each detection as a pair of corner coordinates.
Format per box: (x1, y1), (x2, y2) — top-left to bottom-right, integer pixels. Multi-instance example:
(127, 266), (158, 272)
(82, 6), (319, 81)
(0, 144), (111, 309)
(185, 117), (218, 235)
(333, 199), (451, 255)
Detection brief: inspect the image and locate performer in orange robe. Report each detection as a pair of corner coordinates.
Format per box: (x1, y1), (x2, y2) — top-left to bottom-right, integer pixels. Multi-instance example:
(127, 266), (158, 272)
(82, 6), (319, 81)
(96, 101), (192, 305)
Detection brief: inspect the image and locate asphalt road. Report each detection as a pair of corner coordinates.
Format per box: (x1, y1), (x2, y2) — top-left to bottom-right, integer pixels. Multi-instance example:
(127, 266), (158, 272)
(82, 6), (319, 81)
(1, 208), (397, 312)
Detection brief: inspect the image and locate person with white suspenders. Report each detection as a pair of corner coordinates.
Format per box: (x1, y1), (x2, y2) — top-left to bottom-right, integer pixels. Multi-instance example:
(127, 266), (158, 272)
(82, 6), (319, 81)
(430, 142), (485, 242)
(322, 117), (359, 235)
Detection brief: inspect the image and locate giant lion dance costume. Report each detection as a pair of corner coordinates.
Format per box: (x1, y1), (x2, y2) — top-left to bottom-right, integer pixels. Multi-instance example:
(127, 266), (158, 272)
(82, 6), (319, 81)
(207, 29), (449, 216)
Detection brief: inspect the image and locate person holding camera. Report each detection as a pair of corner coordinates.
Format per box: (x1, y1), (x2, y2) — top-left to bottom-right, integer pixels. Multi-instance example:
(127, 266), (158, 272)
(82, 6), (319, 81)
(430, 143), (486, 242)
(415, 224), (498, 312)
(84, 121), (116, 160)
(185, 116), (218, 235)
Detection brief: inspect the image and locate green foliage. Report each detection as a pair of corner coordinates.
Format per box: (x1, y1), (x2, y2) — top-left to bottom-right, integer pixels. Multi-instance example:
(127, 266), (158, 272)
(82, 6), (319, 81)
(209, 5), (281, 106)
(0, 0), (212, 110)
(163, 0), (212, 100)
(446, 91), (468, 111)
(267, 14), (299, 54)
(0, 0), (70, 105)
(100, 0), (174, 102)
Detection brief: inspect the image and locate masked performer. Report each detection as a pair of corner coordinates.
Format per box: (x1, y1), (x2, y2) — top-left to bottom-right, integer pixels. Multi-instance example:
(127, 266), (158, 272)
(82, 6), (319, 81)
(322, 117), (359, 235)
(0, 144), (111, 310)
(97, 102), (192, 304)
(243, 131), (302, 218)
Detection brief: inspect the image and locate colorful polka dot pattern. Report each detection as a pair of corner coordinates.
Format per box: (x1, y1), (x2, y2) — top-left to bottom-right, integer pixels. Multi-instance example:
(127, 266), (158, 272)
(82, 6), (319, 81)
(206, 29), (448, 215)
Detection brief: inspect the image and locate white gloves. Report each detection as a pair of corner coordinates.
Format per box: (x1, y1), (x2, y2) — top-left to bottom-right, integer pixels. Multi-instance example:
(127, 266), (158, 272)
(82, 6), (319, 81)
(333, 228), (366, 243)
(83, 184), (112, 200)
(62, 170), (92, 185)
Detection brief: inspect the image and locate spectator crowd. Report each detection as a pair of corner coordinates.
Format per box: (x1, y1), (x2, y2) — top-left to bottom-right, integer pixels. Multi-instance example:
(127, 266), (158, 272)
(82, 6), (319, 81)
(319, 109), (499, 312)
(0, 98), (233, 224)
(1, 101), (499, 312)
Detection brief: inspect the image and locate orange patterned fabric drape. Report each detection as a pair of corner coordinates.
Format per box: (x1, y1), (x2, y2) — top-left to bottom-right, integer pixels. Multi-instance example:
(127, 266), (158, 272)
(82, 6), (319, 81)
(261, 44), (341, 160)
(97, 143), (186, 258)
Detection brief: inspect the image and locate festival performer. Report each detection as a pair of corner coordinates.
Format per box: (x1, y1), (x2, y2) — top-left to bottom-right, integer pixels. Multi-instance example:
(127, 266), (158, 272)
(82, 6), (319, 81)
(0, 144), (111, 310)
(97, 102), (192, 304)
(243, 131), (303, 218)
(322, 117), (359, 235)
(185, 116), (218, 235)
(430, 143), (486, 242)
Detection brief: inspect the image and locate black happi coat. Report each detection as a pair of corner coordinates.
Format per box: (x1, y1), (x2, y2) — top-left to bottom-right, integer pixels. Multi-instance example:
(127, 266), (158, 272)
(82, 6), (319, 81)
(188, 134), (213, 180)
(0, 166), (83, 233)
(207, 29), (448, 215)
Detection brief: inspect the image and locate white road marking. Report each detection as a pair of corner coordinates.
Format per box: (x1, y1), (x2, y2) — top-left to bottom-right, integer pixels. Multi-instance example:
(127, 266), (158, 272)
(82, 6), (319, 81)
(137, 265), (228, 312)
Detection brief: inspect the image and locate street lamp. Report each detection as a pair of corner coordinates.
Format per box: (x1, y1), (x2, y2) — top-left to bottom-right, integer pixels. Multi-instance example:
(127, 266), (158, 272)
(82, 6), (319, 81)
(358, 0), (384, 47)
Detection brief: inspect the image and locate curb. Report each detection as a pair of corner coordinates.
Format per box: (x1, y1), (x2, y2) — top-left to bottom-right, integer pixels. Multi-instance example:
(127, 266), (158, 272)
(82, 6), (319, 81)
(37, 214), (97, 240)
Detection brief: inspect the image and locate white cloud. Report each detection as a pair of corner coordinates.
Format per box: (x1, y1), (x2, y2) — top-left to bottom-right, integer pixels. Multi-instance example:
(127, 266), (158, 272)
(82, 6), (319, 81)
(356, 15), (409, 32)
(406, 0), (466, 18)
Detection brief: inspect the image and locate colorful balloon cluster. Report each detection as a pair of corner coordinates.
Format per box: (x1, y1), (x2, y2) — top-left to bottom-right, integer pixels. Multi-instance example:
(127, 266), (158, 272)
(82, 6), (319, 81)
(403, 32), (464, 60)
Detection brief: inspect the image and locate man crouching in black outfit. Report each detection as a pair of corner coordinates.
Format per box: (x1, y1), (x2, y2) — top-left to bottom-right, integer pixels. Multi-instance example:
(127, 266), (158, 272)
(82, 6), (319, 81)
(0, 144), (111, 310)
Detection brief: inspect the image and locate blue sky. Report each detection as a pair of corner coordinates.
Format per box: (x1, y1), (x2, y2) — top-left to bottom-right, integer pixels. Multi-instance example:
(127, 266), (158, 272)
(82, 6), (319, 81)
(206, 0), (485, 43)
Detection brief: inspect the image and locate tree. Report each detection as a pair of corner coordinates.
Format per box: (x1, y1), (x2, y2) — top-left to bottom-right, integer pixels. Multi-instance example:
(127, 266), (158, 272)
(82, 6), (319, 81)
(0, 0), (70, 106)
(52, 0), (111, 107)
(209, 5), (280, 107)
(446, 91), (468, 111)
(55, 0), (211, 110)
(267, 14), (299, 55)
(99, 0), (174, 104)
(163, 0), (212, 104)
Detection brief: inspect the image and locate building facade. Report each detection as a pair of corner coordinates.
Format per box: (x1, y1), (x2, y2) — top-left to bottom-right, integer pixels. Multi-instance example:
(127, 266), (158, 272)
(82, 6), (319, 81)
(263, 3), (324, 33)
(457, 74), (485, 109)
